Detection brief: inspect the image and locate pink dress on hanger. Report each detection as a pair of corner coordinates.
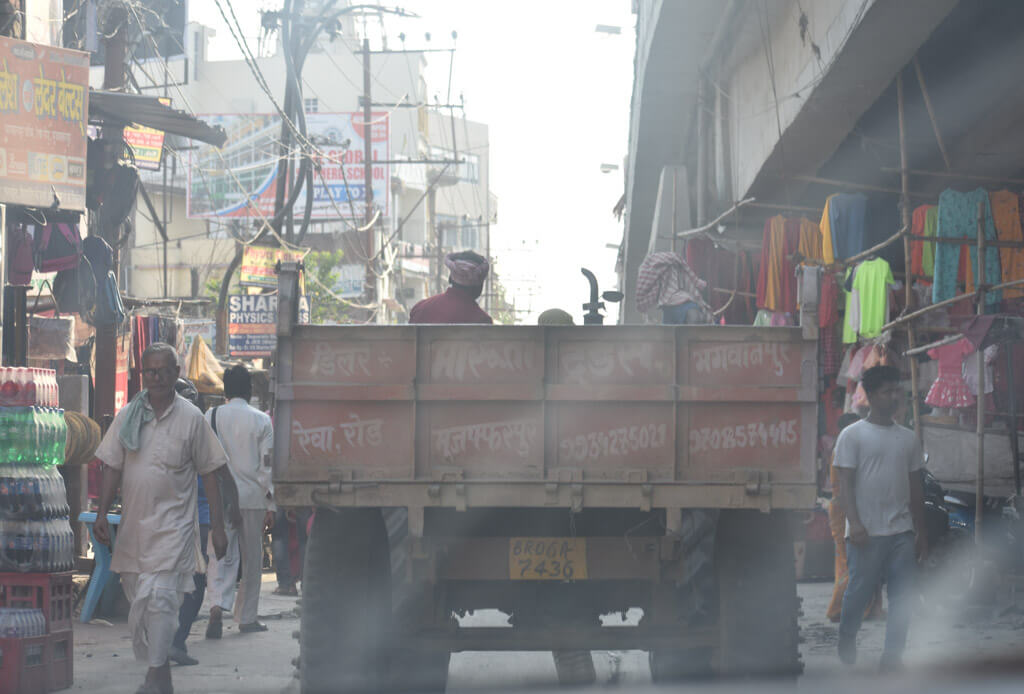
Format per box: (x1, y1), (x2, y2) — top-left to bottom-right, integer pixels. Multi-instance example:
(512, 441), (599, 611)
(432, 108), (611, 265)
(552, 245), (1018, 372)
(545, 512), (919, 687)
(925, 338), (976, 409)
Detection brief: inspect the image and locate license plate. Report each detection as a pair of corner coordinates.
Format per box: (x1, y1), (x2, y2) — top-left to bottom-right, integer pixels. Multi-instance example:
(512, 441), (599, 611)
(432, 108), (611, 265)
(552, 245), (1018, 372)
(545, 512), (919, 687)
(509, 538), (587, 580)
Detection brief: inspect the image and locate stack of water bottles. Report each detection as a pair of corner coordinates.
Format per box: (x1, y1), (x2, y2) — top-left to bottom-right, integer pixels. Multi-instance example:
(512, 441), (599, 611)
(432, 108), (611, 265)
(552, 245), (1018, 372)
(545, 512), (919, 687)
(0, 368), (72, 573)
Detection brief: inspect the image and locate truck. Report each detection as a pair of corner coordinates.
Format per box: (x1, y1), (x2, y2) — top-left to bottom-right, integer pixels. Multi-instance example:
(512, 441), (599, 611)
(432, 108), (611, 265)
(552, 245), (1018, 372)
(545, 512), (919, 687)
(271, 263), (821, 693)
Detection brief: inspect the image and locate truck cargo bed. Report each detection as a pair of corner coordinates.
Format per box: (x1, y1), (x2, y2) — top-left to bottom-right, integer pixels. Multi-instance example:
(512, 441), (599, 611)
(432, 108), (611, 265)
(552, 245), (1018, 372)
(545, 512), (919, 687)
(273, 324), (818, 512)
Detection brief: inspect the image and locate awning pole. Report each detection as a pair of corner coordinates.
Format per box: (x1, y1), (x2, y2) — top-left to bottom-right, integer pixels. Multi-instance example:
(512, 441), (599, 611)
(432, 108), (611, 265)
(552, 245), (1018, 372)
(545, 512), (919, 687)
(897, 72), (922, 443)
(976, 201), (986, 545)
(1006, 347), (1021, 497)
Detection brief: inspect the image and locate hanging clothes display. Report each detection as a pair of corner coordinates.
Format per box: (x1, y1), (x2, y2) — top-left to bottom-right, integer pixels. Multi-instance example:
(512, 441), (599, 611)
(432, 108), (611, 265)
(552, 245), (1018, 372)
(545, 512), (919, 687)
(933, 188), (1001, 307)
(827, 193), (868, 262)
(865, 195), (903, 267)
(795, 217), (823, 264)
(842, 257), (898, 344)
(756, 216), (799, 314)
(820, 196), (836, 265)
(851, 344), (892, 412)
(819, 272), (842, 377)
(991, 190), (1024, 299)
(962, 344), (998, 396)
(925, 338), (976, 409)
(909, 204), (937, 283)
(686, 237), (756, 325)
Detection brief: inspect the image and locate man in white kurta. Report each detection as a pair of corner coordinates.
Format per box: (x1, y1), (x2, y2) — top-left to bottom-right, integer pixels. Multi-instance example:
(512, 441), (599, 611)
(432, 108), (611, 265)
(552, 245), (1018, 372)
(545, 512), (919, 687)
(94, 343), (229, 694)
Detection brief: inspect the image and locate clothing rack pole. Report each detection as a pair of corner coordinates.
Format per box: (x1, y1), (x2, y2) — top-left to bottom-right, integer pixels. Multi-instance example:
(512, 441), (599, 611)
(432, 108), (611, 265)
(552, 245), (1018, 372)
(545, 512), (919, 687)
(897, 72), (923, 443)
(1006, 347), (1021, 497)
(881, 276), (1024, 332)
(793, 226), (907, 269)
(879, 166), (1024, 187)
(792, 174), (930, 199)
(905, 233), (1024, 250)
(975, 201), (986, 545)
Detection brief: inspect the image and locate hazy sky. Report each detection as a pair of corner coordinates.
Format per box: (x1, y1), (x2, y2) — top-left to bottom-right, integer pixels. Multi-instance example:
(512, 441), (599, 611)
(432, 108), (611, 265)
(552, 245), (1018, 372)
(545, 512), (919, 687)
(191, 0), (635, 324)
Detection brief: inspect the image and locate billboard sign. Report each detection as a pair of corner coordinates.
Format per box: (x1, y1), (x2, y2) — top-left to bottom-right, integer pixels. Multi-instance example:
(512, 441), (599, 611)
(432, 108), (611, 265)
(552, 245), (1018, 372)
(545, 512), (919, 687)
(0, 37), (89, 209)
(228, 294), (310, 358)
(124, 97), (170, 171)
(187, 112), (389, 221)
(239, 245), (308, 288)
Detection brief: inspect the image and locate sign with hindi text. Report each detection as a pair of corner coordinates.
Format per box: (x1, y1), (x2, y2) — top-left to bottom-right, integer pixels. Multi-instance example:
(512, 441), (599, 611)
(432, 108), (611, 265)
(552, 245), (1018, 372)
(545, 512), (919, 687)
(0, 37), (89, 209)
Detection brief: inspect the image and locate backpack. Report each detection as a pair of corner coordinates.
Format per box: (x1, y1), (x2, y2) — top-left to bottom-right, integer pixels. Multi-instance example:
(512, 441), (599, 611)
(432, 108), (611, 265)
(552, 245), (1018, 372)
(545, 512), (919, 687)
(53, 254), (97, 320)
(7, 224), (35, 285)
(33, 223), (82, 273)
(82, 236), (125, 326)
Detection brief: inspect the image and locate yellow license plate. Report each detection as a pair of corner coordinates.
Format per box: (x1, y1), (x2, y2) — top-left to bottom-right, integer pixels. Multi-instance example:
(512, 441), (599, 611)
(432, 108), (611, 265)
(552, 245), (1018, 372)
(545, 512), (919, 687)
(509, 538), (587, 580)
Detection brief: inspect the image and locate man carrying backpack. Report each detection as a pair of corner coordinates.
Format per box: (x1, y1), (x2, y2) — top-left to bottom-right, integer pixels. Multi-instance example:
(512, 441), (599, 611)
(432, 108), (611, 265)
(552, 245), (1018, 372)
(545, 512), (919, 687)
(205, 365), (275, 637)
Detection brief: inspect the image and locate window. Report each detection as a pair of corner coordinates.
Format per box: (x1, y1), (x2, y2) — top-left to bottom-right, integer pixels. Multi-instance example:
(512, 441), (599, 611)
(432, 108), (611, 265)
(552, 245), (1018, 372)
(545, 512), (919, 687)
(304, 98), (319, 114)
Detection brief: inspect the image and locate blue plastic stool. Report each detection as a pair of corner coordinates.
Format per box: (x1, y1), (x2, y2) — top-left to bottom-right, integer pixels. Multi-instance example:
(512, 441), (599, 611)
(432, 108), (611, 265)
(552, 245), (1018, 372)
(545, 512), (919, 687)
(78, 512), (121, 623)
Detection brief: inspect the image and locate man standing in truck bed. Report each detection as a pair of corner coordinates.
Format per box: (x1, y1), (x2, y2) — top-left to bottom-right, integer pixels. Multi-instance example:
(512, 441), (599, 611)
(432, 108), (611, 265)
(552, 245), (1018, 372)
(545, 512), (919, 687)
(409, 250), (493, 324)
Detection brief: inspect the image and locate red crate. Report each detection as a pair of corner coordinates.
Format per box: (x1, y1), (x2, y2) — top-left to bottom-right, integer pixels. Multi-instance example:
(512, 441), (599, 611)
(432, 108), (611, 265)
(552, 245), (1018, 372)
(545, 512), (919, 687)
(0, 573), (73, 635)
(0, 631), (72, 694)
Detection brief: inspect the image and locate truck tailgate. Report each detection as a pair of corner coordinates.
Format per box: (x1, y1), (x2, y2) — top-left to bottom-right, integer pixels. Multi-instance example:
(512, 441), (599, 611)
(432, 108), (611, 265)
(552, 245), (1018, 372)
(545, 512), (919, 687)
(273, 324), (817, 510)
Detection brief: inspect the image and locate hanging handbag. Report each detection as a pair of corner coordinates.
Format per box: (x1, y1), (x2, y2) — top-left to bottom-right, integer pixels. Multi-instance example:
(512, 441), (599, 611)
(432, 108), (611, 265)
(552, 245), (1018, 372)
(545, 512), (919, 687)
(28, 281), (76, 362)
(8, 224), (35, 285)
(33, 222), (83, 273)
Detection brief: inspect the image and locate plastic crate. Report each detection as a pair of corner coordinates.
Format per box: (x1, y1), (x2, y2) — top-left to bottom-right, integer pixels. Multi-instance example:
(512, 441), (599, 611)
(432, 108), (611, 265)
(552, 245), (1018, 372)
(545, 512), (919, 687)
(0, 630), (72, 694)
(0, 573), (73, 635)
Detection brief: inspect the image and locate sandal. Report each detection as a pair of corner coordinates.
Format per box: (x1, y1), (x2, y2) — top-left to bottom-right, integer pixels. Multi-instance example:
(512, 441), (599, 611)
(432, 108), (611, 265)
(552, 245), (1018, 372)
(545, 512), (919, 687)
(273, 585), (298, 596)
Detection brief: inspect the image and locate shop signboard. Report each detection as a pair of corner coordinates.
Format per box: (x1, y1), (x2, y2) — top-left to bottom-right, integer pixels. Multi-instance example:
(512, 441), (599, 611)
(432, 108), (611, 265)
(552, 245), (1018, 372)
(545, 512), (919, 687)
(228, 294), (310, 358)
(181, 318), (216, 358)
(0, 37), (89, 209)
(186, 112), (390, 220)
(123, 97), (171, 171)
(238, 245), (308, 288)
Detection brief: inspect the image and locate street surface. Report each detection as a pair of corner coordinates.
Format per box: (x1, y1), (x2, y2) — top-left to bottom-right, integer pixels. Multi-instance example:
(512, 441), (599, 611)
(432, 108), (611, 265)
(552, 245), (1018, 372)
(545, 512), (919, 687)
(71, 576), (1024, 693)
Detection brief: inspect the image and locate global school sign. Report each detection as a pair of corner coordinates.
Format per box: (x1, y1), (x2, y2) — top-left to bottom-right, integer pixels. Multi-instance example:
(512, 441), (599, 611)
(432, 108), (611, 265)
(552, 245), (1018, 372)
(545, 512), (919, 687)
(186, 112), (389, 221)
(228, 294), (310, 358)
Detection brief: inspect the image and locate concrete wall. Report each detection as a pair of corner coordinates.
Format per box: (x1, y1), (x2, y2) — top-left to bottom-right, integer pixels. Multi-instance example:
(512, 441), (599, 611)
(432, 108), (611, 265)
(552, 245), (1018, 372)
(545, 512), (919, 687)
(720, 0), (873, 200)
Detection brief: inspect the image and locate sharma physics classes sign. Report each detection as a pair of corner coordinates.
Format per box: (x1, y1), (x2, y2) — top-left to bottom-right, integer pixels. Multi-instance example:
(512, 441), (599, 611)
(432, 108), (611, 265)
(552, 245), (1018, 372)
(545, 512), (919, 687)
(228, 294), (310, 358)
(186, 112), (390, 221)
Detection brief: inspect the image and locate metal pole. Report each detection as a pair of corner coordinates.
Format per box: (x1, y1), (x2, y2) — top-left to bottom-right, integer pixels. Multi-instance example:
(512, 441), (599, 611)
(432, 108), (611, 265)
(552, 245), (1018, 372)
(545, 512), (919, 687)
(1006, 347), (1021, 497)
(897, 73), (922, 442)
(975, 201), (986, 545)
(695, 78), (707, 226)
(362, 37), (377, 315)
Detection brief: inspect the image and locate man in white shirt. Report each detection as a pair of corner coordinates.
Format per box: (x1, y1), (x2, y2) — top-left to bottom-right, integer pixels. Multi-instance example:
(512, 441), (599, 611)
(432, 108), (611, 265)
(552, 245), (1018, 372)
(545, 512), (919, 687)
(834, 365), (928, 671)
(205, 365), (275, 636)
(93, 343), (230, 694)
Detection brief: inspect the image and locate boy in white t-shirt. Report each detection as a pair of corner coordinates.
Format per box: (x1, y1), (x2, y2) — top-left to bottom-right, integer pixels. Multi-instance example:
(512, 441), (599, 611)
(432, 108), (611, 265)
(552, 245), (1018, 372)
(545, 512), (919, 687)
(834, 365), (927, 671)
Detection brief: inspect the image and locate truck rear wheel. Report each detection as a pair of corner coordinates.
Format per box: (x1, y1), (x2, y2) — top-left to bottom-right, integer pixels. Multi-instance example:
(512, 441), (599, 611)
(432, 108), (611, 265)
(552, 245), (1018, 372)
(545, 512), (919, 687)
(300, 508), (392, 694)
(715, 510), (801, 678)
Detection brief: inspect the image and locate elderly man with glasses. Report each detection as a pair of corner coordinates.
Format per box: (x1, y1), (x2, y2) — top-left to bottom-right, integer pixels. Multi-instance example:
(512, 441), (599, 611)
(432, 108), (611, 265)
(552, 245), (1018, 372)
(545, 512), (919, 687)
(93, 342), (230, 694)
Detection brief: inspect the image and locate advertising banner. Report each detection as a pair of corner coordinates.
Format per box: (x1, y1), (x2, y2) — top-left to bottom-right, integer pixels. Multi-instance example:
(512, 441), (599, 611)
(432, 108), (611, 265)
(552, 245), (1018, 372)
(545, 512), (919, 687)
(187, 112), (390, 220)
(0, 37), (89, 209)
(228, 294), (310, 358)
(123, 98), (170, 171)
(238, 245), (308, 287)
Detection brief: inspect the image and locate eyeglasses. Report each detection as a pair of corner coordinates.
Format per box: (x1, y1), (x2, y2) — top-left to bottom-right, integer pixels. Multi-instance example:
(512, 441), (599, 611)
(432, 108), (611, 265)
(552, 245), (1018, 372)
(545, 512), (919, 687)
(142, 367), (178, 380)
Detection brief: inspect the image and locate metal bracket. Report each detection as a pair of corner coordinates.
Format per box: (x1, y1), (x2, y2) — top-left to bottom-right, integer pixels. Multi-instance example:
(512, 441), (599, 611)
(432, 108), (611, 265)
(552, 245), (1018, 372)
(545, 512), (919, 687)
(570, 484), (584, 513)
(329, 470), (355, 495)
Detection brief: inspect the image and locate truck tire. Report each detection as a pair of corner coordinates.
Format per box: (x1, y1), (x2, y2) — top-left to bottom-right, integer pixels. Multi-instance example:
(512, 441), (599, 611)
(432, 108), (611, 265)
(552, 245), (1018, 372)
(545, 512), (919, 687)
(715, 510), (801, 678)
(648, 647), (714, 682)
(552, 649), (597, 686)
(300, 508), (392, 694)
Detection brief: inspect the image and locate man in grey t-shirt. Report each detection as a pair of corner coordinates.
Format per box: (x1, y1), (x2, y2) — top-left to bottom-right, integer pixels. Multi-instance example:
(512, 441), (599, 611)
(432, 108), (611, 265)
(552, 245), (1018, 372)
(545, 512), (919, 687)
(834, 365), (927, 671)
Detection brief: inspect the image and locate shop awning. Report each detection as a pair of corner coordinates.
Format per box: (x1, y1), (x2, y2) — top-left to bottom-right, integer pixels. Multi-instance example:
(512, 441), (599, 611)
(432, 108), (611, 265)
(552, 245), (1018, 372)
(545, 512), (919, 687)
(88, 91), (227, 148)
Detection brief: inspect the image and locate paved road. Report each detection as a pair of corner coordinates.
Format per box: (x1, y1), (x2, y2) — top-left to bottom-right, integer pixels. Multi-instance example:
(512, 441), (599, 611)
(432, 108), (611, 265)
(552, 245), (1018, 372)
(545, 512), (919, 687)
(72, 577), (1024, 693)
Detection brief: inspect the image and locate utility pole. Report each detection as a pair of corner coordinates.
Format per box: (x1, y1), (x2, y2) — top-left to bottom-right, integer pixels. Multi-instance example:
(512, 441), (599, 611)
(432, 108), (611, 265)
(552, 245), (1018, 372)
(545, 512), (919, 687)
(272, 0), (303, 244)
(95, 5), (130, 430)
(361, 37), (378, 318)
